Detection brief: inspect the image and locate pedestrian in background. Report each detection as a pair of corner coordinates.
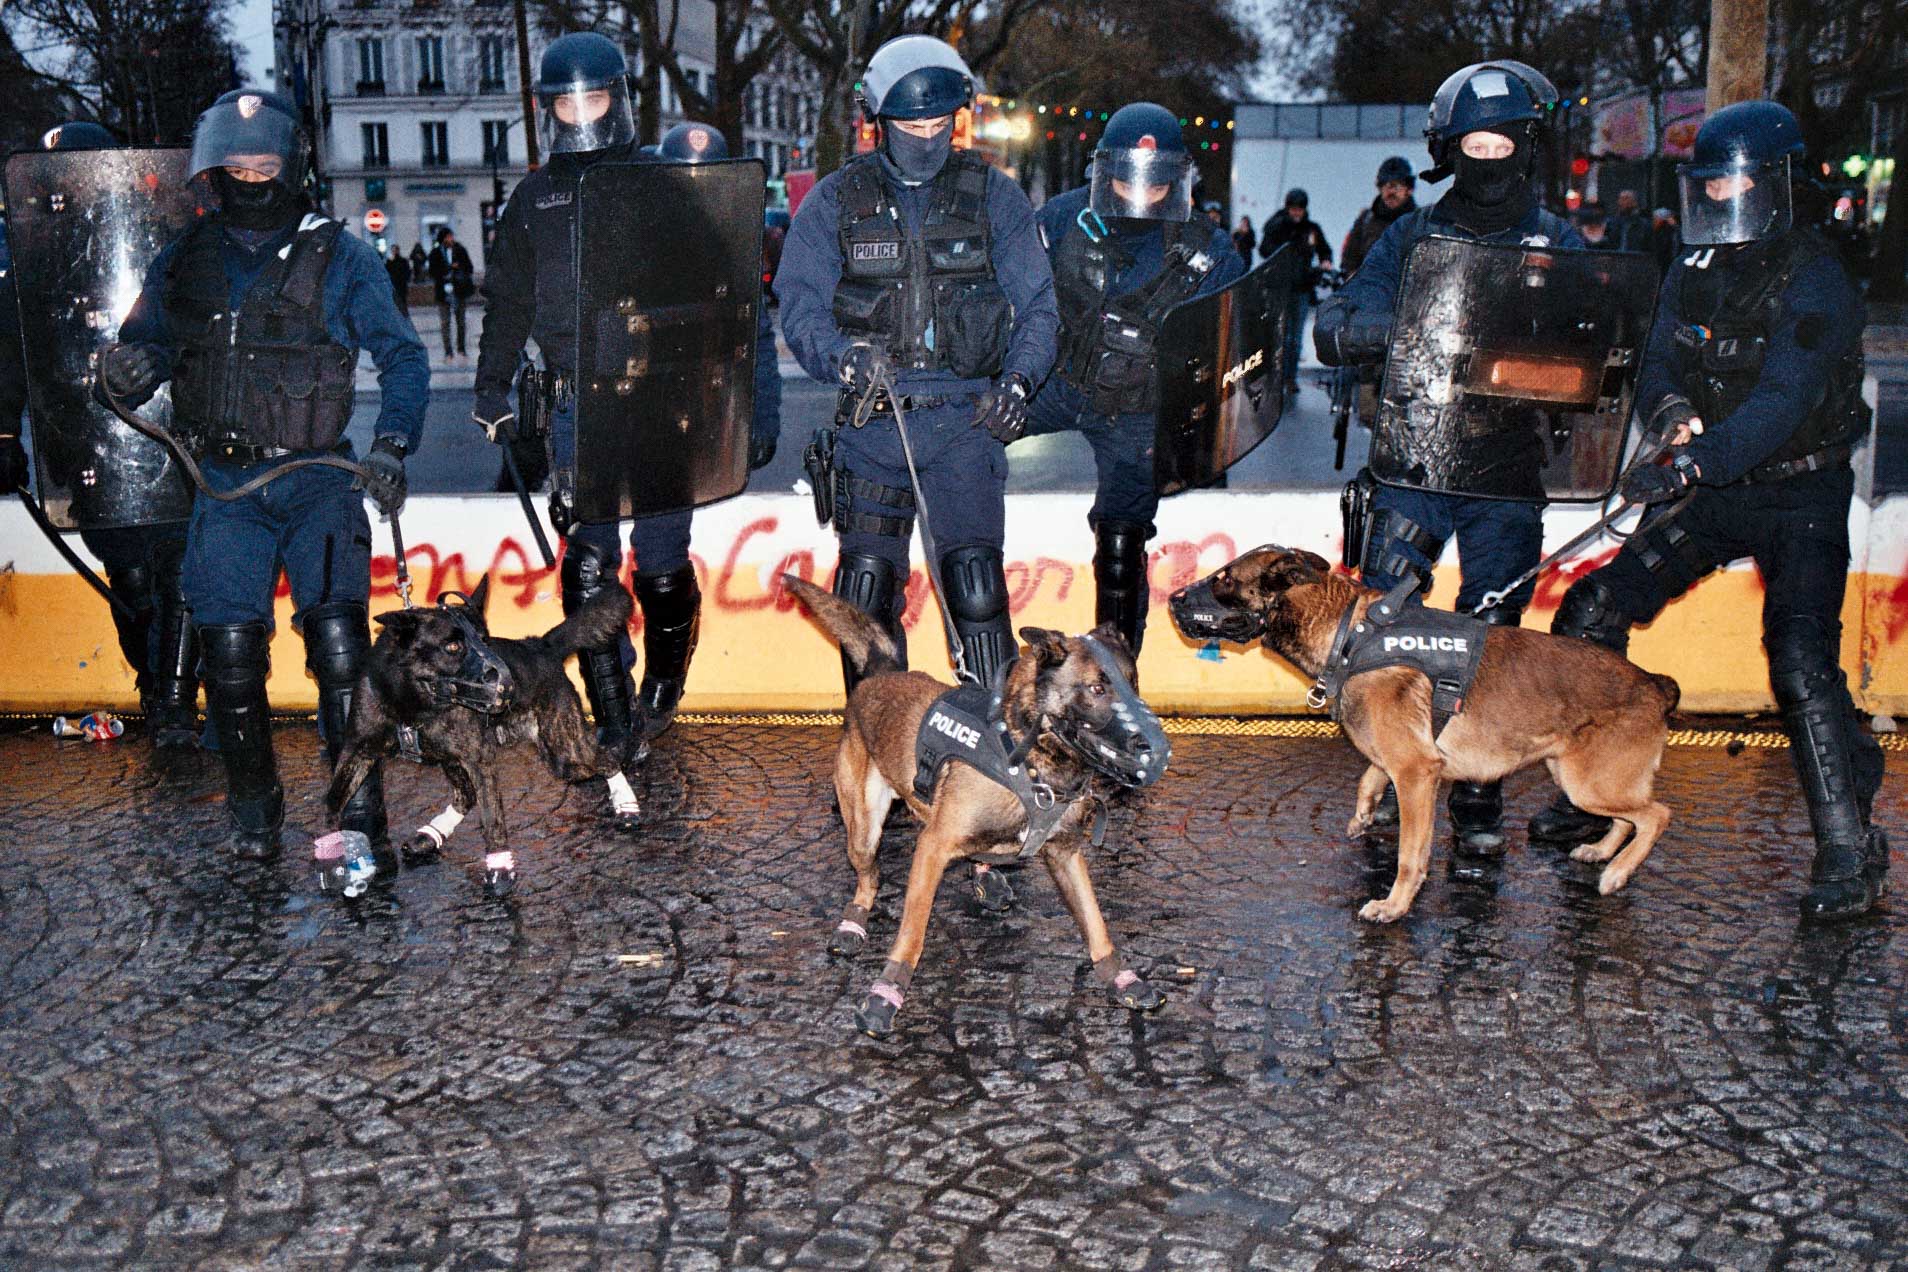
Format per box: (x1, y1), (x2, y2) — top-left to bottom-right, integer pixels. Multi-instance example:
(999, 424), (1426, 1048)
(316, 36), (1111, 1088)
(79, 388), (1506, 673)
(385, 245), (411, 315)
(1258, 188), (1333, 396)
(1232, 215), (1255, 263)
(427, 228), (473, 359)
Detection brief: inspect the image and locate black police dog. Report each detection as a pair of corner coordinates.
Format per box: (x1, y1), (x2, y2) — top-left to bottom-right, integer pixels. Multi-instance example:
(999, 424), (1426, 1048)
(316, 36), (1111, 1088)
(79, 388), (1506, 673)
(325, 575), (641, 896)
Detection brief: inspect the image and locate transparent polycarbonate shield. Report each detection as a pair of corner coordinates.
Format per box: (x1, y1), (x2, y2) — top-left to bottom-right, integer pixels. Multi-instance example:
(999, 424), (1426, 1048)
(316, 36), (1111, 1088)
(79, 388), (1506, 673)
(4, 147), (203, 528)
(572, 158), (764, 520)
(1153, 248), (1290, 495)
(1368, 236), (1659, 502)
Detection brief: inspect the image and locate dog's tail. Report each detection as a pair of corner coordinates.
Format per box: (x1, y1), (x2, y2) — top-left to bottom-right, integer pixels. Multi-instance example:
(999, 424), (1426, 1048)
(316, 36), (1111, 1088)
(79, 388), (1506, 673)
(543, 582), (635, 660)
(1651, 672), (1682, 719)
(781, 575), (903, 678)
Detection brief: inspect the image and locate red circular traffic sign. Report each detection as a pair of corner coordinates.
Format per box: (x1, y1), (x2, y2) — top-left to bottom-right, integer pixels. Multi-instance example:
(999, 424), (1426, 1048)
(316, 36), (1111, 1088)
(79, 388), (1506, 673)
(364, 208), (388, 234)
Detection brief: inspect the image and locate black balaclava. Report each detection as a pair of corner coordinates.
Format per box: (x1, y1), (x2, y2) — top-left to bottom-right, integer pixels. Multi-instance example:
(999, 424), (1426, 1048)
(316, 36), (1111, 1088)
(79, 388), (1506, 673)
(213, 169), (299, 231)
(880, 121), (953, 185)
(1443, 131), (1535, 236)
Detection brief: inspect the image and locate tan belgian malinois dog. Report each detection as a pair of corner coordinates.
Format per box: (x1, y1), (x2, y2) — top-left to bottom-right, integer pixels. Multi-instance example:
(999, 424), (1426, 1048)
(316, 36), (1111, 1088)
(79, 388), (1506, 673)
(783, 576), (1170, 1037)
(1170, 546), (1680, 922)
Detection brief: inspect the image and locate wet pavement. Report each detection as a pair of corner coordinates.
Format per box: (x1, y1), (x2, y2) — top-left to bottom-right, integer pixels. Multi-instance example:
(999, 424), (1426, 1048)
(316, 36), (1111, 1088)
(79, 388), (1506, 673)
(2, 719), (1905, 1270)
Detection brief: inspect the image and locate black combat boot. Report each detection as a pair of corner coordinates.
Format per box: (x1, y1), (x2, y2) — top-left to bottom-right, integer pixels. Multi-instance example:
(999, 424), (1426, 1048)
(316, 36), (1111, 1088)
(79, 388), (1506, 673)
(1092, 520), (1151, 657)
(940, 544), (1014, 688)
(146, 536), (201, 749)
(1784, 676), (1883, 920)
(562, 535), (639, 760)
(105, 555), (159, 723)
(199, 622), (283, 858)
(304, 601), (395, 876)
(633, 564), (701, 740)
(832, 551), (907, 697)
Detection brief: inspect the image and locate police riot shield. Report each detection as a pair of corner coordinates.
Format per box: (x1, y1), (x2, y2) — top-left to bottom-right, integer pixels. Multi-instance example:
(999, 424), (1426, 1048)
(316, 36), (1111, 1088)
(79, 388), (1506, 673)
(573, 158), (764, 521)
(4, 148), (202, 529)
(1367, 236), (1659, 502)
(1154, 247), (1290, 495)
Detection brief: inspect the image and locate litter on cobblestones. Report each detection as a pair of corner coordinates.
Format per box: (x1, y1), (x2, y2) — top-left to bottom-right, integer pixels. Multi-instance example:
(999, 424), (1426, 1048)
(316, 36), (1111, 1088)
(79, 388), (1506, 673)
(51, 712), (123, 741)
(617, 952), (666, 966)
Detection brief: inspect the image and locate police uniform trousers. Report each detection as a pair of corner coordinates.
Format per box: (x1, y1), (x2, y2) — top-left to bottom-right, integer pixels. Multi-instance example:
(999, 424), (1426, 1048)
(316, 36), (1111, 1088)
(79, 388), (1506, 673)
(182, 460), (371, 627)
(1023, 377), (1160, 529)
(1577, 468), (1883, 802)
(80, 519), (191, 689)
(549, 394), (695, 582)
(1361, 486), (1543, 613)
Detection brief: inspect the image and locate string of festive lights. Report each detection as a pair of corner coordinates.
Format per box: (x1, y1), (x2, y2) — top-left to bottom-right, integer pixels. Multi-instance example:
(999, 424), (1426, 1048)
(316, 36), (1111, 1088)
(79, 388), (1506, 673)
(971, 92), (1235, 150)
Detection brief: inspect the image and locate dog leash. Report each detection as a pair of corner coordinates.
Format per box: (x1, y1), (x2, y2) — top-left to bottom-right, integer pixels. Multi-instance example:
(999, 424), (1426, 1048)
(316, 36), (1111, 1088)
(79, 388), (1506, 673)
(847, 343), (973, 684)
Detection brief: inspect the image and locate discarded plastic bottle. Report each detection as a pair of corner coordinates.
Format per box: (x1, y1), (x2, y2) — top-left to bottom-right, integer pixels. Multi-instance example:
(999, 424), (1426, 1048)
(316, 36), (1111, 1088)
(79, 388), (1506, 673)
(314, 830), (379, 898)
(52, 712), (124, 741)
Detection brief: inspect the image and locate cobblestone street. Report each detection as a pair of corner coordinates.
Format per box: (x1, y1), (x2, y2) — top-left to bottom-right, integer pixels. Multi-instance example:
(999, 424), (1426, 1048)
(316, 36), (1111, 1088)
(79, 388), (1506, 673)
(1, 719), (1904, 1270)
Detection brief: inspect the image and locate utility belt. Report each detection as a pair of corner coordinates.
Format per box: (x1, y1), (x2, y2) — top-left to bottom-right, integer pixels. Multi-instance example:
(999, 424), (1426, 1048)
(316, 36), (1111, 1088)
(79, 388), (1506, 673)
(802, 386), (953, 532)
(516, 364), (574, 442)
(1744, 442), (1850, 485)
(207, 438), (351, 467)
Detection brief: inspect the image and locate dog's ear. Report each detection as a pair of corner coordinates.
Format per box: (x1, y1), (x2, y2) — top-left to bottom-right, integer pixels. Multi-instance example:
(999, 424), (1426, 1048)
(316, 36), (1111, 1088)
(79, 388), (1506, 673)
(1018, 626), (1070, 668)
(372, 608), (422, 632)
(1088, 621), (1132, 658)
(468, 573), (492, 615)
(1296, 549), (1332, 575)
(1265, 554), (1328, 592)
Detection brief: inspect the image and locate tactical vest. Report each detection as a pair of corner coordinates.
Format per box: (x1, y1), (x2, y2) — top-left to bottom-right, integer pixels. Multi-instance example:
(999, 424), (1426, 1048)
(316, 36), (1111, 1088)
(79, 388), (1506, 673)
(912, 678), (1089, 861)
(165, 215), (356, 455)
(1310, 580), (1489, 731)
(1053, 217), (1216, 413)
(1674, 230), (1868, 480)
(832, 152), (1010, 379)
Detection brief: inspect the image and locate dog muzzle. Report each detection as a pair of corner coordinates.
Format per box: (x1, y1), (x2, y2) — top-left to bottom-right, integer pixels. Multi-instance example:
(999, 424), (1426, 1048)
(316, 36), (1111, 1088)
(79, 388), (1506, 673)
(1168, 577), (1264, 644)
(422, 595), (516, 714)
(1052, 636), (1171, 788)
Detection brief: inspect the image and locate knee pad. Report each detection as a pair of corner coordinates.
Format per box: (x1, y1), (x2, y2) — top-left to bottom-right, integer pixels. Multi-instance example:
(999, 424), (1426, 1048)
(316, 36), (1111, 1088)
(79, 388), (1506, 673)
(1767, 615), (1844, 708)
(561, 533), (624, 609)
(833, 552), (904, 628)
(1092, 521), (1150, 590)
(301, 601), (371, 688)
(1552, 574), (1633, 655)
(199, 622), (272, 697)
(940, 545), (1008, 625)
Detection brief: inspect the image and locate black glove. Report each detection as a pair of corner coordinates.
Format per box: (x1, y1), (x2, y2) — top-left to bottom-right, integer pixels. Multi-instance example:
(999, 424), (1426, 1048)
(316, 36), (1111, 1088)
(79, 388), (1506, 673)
(355, 435), (408, 517)
(837, 343), (880, 396)
(0, 433), (28, 493)
(100, 342), (164, 403)
(749, 429), (777, 471)
(973, 373), (1032, 443)
(1314, 319), (1392, 367)
(548, 489), (575, 538)
(1621, 451), (1699, 505)
(1645, 393), (1700, 439)
(472, 389), (516, 443)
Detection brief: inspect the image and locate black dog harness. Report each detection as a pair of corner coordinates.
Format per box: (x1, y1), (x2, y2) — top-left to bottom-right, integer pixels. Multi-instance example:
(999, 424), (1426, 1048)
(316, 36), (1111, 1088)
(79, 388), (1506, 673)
(1307, 578), (1489, 733)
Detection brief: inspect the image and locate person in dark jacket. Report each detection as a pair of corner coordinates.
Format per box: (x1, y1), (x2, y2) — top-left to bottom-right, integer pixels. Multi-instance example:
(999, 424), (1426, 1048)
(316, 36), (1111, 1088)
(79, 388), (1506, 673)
(385, 245), (411, 314)
(1314, 60), (1583, 856)
(1339, 155), (1417, 277)
(1232, 215), (1255, 263)
(427, 228), (474, 358)
(1532, 102), (1888, 920)
(1259, 188), (1332, 393)
(1027, 101), (1244, 655)
(102, 88), (428, 865)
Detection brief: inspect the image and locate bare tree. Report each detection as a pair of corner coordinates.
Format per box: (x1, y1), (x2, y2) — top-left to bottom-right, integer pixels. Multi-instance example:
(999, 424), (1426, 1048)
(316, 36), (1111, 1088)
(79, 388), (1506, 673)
(6, 0), (240, 145)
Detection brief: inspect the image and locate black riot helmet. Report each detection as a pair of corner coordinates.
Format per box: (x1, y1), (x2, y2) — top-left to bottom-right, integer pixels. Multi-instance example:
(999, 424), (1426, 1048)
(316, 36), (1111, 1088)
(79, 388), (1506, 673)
(1677, 100), (1805, 246)
(537, 32), (637, 156)
(1376, 155), (1415, 188)
(857, 35), (975, 121)
(1089, 102), (1194, 222)
(658, 121), (730, 163)
(41, 121), (119, 151)
(1423, 61), (1559, 180)
(188, 89), (308, 189)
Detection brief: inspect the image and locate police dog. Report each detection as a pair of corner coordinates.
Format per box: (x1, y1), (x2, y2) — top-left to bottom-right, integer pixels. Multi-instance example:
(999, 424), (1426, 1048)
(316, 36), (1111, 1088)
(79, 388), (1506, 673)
(781, 575), (1168, 1038)
(325, 575), (641, 896)
(1170, 546), (1679, 922)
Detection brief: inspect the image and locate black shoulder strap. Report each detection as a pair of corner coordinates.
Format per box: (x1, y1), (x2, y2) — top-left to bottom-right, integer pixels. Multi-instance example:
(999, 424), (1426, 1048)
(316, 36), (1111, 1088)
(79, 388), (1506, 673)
(837, 158), (885, 228)
(162, 220), (229, 327)
(276, 217), (344, 312)
(927, 150), (990, 229)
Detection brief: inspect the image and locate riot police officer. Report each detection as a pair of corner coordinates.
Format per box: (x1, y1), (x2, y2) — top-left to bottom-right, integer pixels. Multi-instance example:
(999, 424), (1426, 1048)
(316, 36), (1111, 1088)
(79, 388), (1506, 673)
(1314, 61), (1584, 854)
(3, 122), (203, 749)
(1028, 101), (1243, 653)
(1533, 101), (1887, 920)
(104, 89), (429, 861)
(477, 38), (768, 749)
(778, 34), (1059, 695)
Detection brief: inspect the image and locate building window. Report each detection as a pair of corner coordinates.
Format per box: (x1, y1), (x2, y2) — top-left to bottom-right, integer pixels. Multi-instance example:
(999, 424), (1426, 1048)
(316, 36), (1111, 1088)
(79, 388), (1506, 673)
(356, 37), (384, 93)
(361, 122), (389, 168)
(417, 35), (446, 93)
(482, 120), (511, 166)
(479, 35), (507, 91)
(420, 120), (449, 167)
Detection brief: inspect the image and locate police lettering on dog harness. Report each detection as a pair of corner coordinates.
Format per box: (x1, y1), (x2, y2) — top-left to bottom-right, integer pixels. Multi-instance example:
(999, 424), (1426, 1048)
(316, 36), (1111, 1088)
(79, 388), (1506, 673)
(1307, 577), (1490, 730)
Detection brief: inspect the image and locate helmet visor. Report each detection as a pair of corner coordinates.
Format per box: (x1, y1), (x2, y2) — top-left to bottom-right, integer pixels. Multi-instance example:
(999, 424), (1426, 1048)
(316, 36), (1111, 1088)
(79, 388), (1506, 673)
(538, 75), (636, 155)
(1089, 148), (1194, 221)
(188, 94), (306, 189)
(1677, 154), (1791, 245)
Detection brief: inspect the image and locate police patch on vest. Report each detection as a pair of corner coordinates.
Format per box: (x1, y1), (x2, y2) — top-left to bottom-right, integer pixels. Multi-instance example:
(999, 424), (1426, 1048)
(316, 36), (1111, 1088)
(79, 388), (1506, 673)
(851, 241), (902, 262)
(535, 191), (573, 210)
(1382, 633), (1468, 654)
(927, 709), (980, 749)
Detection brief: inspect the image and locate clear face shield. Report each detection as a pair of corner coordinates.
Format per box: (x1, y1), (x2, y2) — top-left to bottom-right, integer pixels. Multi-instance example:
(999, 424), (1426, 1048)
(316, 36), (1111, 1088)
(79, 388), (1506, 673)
(1678, 154), (1793, 245)
(187, 95), (307, 190)
(538, 75), (636, 156)
(1089, 147), (1195, 222)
